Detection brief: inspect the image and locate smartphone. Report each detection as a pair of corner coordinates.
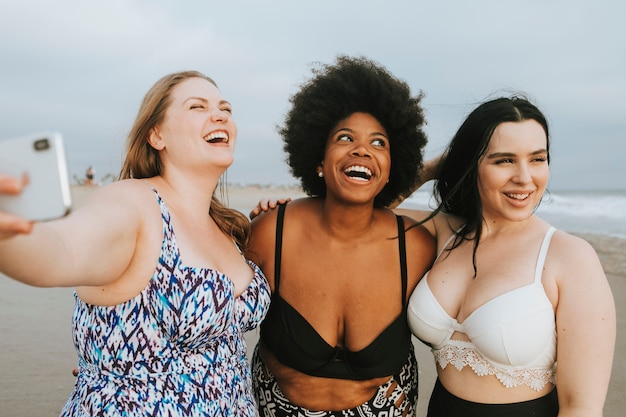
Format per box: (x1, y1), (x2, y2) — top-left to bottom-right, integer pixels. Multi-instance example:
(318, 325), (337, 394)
(0, 132), (72, 221)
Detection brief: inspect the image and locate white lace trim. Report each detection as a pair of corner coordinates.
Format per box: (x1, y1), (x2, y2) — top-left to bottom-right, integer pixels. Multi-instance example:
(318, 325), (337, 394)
(433, 340), (556, 392)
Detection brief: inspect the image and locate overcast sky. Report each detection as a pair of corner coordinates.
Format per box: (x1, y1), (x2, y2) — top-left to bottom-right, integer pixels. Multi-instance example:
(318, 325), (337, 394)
(1, 0), (624, 191)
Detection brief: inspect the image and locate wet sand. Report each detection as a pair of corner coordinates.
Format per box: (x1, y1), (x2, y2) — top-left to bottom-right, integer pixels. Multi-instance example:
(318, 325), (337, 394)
(1, 185), (624, 416)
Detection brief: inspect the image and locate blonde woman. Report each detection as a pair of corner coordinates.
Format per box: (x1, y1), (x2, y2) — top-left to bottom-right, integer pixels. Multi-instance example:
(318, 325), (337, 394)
(0, 71), (271, 416)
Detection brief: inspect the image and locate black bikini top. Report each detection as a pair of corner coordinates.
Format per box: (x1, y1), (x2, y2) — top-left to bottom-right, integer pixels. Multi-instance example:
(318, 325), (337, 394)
(259, 203), (411, 380)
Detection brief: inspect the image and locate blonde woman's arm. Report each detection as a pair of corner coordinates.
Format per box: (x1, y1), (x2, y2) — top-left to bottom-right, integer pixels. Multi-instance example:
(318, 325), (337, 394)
(0, 181), (144, 288)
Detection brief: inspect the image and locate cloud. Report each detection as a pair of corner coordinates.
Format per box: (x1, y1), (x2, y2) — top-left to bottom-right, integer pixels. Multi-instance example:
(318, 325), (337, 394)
(0, 0), (624, 189)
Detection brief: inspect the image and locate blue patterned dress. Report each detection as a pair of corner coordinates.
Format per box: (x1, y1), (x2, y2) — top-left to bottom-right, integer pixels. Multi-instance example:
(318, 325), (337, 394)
(60, 188), (271, 416)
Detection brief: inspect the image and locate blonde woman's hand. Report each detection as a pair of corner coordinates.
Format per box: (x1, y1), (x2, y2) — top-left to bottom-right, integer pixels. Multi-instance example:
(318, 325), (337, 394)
(0, 174), (34, 238)
(249, 197), (291, 220)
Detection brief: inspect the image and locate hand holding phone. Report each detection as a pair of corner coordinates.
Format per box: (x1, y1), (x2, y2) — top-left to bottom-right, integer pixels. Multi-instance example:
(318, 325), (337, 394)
(0, 132), (72, 221)
(0, 174), (35, 237)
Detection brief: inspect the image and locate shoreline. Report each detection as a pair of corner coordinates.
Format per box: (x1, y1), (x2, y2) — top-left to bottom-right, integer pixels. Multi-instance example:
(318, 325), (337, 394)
(1, 185), (624, 416)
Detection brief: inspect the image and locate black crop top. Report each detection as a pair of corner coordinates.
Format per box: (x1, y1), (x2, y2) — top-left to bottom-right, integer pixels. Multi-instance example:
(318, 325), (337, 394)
(259, 203), (412, 380)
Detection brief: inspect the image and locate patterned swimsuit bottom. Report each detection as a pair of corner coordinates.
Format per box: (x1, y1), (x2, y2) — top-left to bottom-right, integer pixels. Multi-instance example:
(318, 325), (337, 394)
(251, 343), (418, 417)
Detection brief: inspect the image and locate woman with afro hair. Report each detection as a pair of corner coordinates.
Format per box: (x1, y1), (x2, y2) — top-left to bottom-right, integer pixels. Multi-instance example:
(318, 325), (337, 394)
(245, 55), (436, 416)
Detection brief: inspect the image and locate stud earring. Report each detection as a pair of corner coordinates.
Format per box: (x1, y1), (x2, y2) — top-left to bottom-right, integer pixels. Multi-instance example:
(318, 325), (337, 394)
(318, 171), (324, 178)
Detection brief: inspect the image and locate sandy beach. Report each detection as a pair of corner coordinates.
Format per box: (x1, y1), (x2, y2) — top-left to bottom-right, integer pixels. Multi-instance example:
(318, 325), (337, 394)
(1, 185), (624, 416)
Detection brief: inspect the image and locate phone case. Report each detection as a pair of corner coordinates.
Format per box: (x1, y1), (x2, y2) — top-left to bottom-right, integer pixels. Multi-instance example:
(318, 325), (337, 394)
(0, 132), (72, 220)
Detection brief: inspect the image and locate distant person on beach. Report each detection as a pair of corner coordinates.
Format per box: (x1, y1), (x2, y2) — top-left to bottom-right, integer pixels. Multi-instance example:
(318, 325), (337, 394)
(393, 96), (615, 416)
(0, 71), (271, 416)
(84, 166), (95, 185)
(245, 55), (436, 416)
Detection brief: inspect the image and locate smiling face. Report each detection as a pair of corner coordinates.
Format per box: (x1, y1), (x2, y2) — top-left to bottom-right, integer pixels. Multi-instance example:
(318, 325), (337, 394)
(149, 77), (237, 174)
(319, 112), (391, 204)
(477, 119), (549, 224)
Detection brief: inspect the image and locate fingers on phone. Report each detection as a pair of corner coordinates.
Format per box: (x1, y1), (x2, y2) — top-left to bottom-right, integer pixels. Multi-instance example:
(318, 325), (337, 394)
(0, 214), (33, 237)
(0, 174), (28, 195)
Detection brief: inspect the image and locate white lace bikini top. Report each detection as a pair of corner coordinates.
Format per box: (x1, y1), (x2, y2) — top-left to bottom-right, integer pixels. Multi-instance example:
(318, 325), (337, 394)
(408, 227), (557, 391)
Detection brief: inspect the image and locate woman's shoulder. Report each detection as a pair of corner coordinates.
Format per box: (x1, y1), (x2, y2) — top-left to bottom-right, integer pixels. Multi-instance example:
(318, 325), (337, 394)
(285, 196), (321, 209)
(83, 178), (151, 194)
(264, 197), (321, 219)
(400, 214), (437, 253)
(80, 179), (153, 206)
(250, 197), (313, 234)
(427, 211), (463, 244)
(546, 228), (606, 284)
(72, 180), (160, 228)
(550, 228), (598, 257)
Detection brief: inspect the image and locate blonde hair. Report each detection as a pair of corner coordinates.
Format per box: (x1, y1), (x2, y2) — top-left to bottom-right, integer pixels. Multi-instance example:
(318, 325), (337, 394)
(118, 71), (251, 250)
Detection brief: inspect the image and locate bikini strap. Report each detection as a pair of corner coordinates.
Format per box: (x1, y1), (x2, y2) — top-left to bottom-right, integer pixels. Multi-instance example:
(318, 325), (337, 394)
(534, 226), (557, 284)
(274, 203), (287, 292)
(143, 181), (169, 222)
(396, 215), (408, 308)
(435, 231), (458, 261)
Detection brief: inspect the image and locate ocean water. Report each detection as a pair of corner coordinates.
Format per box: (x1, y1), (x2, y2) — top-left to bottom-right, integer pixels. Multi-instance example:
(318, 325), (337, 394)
(401, 189), (626, 239)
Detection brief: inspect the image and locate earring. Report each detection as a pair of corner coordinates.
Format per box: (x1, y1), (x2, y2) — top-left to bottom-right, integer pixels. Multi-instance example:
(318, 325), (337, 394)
(533, 189), (552, 214)
(318, 171), (324, 178)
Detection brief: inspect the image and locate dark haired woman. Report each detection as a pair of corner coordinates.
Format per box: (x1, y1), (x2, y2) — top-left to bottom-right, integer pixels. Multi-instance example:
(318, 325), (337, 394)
(399, 96), (615, 416)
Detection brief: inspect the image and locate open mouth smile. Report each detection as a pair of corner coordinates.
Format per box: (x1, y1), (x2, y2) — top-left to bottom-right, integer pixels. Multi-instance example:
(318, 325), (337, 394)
(505, 192), (531, 200)
(204, 131), (229, 144)
(344, 165), (373, 181)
